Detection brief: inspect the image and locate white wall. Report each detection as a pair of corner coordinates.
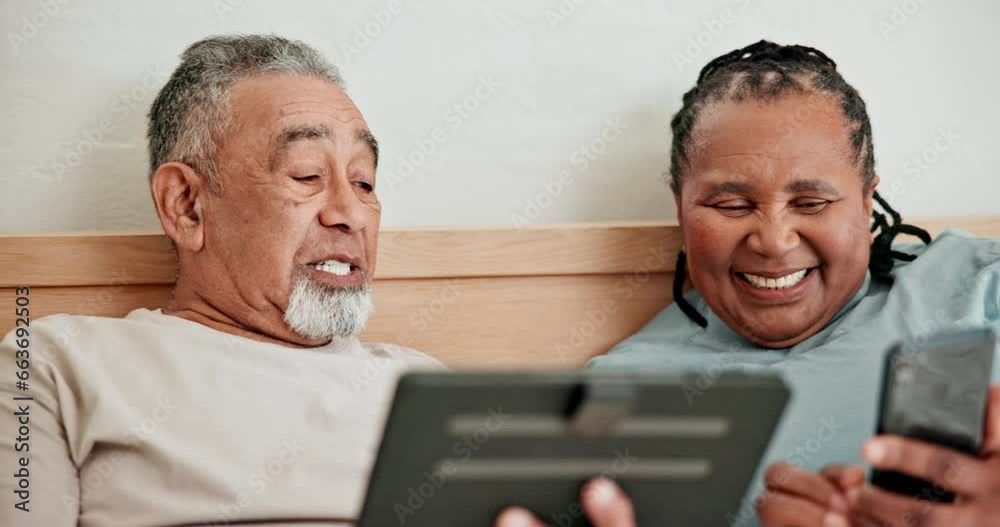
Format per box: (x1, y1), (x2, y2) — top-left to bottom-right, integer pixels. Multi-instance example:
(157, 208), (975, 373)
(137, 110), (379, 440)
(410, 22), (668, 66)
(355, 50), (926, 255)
(2, 0), (997, 233)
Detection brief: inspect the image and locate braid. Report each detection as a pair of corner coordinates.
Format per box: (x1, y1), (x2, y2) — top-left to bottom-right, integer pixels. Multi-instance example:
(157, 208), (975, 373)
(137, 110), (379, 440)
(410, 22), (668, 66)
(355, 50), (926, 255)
(670, 40), (931, 327)
(673, 250), (708, 328)
(868, 191), (932, 285)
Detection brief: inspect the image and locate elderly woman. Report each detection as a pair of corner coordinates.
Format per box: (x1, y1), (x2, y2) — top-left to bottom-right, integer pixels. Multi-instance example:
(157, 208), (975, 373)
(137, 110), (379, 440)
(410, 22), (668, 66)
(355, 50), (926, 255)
(580, 41), (1000, 527)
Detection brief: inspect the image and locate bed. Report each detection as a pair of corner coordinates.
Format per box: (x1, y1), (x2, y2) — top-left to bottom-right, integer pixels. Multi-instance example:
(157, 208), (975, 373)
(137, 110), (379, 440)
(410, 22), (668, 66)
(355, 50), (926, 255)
(2, 217), (998, 368)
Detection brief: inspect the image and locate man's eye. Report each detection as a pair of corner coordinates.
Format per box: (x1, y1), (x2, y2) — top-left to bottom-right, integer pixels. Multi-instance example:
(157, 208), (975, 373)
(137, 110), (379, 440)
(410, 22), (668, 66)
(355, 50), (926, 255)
(292, 175), (320, 182)
(354, 181), (374, 192)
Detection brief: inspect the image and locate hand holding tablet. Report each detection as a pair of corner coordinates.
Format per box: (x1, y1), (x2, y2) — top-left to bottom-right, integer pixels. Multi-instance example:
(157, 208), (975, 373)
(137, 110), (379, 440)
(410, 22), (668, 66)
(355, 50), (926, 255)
(359, 371), (789, 526)
(494, 476), (637, 526)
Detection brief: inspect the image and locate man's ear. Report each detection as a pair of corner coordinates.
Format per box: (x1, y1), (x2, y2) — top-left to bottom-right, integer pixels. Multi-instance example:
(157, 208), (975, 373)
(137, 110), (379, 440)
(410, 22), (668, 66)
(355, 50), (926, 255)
(150, 162), (208, 252)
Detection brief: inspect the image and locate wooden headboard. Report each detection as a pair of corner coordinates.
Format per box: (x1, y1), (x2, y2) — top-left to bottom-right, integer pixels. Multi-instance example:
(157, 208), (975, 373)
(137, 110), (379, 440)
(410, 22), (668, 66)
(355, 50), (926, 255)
(2, 217), (999, 368)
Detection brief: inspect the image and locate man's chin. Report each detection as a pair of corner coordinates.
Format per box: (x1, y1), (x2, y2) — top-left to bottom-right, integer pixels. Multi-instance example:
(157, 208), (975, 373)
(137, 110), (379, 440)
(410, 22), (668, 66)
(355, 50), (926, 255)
(284, 273), (373, 340)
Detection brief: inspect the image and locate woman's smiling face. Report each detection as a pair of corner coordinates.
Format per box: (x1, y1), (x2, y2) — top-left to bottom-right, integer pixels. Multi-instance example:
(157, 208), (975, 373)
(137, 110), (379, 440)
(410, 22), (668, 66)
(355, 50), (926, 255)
(675, 93), (877, 348)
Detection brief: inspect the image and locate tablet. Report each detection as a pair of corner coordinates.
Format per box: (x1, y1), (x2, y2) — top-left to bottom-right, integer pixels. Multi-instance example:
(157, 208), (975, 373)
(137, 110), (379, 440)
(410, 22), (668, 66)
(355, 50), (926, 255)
(358, 371), (789, 526)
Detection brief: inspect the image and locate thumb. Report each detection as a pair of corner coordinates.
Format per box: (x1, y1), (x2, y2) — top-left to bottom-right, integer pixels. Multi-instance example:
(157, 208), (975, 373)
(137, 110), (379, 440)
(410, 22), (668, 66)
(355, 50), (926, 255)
(981, 384), (1000, 455)
(494, 507), (546, 527)
(580, 477), (636, 527)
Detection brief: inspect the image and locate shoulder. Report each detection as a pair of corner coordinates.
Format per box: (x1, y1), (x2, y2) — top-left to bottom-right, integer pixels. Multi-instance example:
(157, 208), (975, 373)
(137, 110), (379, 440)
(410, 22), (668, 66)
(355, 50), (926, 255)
(588, 297), (704, 369)
(891, 229), (1000, 315)
(0, 312), (144, 401)
(896, 229), (1000, 267)
(2, 313), (129, 365)
(360, 341), (450, 371)
(893, 229), (1000, 282)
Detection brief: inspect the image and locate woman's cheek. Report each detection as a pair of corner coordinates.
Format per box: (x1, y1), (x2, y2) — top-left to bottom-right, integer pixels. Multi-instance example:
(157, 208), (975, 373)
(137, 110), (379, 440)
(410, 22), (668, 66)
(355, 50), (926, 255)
(683, 212), (736, 271)
(806, 221), (868, 276)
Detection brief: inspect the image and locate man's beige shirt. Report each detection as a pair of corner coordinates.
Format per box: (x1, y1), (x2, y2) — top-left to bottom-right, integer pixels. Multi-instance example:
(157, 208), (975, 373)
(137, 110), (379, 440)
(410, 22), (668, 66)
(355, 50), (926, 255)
(0, 308), (444, 526)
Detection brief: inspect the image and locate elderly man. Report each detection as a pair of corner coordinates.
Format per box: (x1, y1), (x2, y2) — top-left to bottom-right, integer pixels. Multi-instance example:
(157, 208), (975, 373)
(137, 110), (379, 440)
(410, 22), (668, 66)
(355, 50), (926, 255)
(1, 35), (631, 526)
(0, 34), (440, 527)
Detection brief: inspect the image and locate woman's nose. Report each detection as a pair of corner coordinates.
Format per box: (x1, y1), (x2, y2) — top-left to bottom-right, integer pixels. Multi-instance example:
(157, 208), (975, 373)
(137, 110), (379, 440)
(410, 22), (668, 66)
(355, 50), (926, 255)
(747, 219), (800, 257)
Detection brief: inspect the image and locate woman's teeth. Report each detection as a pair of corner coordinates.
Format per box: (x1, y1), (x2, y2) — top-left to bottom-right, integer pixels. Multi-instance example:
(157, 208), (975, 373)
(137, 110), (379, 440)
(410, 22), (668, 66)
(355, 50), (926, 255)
(740, 269), (809, 290)
(313, 260), (352, 276)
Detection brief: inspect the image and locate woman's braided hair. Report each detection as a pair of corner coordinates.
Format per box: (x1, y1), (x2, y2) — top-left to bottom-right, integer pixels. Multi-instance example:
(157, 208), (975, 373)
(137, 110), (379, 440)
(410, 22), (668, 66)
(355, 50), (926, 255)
(670, 40), (931, 328)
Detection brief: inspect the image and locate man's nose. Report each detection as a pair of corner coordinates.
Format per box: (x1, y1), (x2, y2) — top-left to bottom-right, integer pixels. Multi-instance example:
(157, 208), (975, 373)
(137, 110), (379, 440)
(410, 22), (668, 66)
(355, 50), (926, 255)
(747, 218), (800, 257)
(318, 177), (367, 232)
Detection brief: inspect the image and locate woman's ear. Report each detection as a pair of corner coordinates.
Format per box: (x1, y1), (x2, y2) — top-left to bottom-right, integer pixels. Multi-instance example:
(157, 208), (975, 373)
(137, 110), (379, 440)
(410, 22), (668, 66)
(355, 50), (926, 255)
(673, 189), (684, 227)
(150, 162), (208, 252)
(865, 175), (881, 218)
(866, 175), (880, 243)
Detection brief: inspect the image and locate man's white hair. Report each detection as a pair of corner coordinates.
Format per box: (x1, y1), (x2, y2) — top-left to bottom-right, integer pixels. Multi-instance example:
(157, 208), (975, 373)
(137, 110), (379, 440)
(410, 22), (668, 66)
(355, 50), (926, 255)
(283, 270), (373, 340)
(147, 34), (343, 192)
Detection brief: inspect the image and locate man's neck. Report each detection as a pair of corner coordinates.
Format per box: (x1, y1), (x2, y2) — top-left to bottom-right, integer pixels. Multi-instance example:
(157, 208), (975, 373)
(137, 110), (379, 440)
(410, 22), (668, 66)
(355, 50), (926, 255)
(165, 277), (334, 349)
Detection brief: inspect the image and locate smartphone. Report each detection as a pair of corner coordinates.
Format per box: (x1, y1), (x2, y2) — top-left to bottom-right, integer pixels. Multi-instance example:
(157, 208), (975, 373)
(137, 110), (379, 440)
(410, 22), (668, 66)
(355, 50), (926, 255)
(871, 327), (996, 503)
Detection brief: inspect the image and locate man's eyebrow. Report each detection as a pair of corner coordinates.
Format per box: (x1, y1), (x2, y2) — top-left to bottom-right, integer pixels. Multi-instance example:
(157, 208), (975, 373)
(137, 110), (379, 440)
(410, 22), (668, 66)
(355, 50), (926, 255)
(270, 124), (330, 170)
(704, 181), (756, 201)
(785, 179), (840, 195)
(357, 129), (379, 168)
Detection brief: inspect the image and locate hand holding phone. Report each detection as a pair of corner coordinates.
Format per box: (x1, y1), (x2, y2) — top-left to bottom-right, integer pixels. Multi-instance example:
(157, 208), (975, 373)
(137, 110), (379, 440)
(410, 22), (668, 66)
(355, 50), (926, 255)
(871, 327), (996, 502)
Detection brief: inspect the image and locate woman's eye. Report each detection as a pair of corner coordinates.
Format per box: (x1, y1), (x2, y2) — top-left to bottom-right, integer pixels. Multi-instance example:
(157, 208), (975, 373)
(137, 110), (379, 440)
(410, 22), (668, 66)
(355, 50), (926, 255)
(794, 200), (830, 212)
(292, 174), (320, 182)
(712, 201), (754, 213)
(354, 181), (374, 192)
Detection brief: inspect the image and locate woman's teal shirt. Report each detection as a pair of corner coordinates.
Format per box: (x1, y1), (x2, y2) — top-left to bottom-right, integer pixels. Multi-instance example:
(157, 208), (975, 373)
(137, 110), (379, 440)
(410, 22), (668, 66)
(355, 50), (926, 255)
(588, 229), (1000, 524)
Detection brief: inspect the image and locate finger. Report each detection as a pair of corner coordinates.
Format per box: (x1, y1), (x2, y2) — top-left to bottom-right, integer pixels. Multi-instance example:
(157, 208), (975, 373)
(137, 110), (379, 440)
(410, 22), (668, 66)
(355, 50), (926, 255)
(981, 384), (1000, 455)
(847, 484), (964, 527)
(755, 491), (849, 527)
(494, 506), (547, 527)
(862, 436), (987, 498)
(765, 462), (844, 511)
(819, 464), (867, 492)
(580, 477), (636, 527)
